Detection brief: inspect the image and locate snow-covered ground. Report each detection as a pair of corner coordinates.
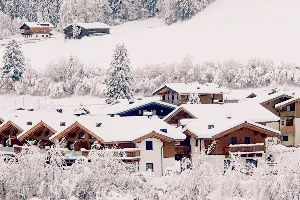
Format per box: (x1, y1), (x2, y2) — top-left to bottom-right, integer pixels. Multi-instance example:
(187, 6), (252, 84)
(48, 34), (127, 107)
(0, 0), (299, 71)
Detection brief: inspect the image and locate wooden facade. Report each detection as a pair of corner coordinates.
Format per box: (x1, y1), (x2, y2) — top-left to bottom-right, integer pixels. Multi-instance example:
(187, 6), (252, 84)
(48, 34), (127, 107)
(18, 121), (56, 148)
(260, 94), (292, 116)
(63, 24), (110, 39)
(165, 107), (195, 126)
(203, 123), (280, 157)
(153, 85), (224, 105)
(0, 121), (23, 147)
(50, 122), (104, 151)
(19, 22), (54, 39)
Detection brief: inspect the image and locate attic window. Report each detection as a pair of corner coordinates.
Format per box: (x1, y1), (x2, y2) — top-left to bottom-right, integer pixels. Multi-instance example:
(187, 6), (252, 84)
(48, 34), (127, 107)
(160, 129), (167, 133)
(208, 125), (214, 129)
(175, 141), (180, 146)
(90, 135), (95, 139)
(45, 131), (50, 138)
(27, 122), (32, 125)
(79, 132), (85, 139)
(197, 87), (200, 89)
(60, 122), (66, 126)
(96, 123), (102, 127)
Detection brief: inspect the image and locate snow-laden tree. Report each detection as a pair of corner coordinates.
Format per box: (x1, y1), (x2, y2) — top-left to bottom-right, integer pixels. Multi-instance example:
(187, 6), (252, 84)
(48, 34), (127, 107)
(188, 93), (201, 104)
(1, 40), (25, 93)
(106, 43), (134, 104)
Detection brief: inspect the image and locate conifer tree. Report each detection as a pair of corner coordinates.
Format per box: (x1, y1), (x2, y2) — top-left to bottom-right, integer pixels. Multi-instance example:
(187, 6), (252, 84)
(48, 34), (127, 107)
(1, 39), (25, 92)
(106, 43), (134, 104)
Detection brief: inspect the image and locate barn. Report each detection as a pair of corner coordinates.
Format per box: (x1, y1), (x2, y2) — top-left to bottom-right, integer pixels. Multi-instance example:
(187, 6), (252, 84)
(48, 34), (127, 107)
(63, 22), (111, 39)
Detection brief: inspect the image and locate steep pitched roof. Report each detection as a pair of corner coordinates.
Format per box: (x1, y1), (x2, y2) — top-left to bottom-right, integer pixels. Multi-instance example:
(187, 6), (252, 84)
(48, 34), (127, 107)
(153, 83), (228, 95)
(183, 119), (281, 139)
(50, 121), (104, 143)
(20, 22), (54, 29)
(275, 96), (300, 109)
(17, 121), (57, 142)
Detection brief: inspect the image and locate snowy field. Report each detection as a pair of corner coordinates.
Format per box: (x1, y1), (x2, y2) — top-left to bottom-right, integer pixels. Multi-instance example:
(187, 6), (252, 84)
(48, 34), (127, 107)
(0, 0), (299, 71)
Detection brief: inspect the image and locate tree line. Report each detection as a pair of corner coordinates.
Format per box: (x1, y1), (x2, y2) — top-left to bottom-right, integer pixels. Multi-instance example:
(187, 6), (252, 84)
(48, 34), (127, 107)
(1, 40), (300, 99)
(0, 0), (213, 39)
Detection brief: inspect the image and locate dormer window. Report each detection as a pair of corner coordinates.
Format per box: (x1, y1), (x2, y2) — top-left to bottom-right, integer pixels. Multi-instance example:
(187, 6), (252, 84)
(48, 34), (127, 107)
(208, 125), (214, 129)
(90, 135), (95, 139)
(160, 129), (167, 133)
(60, 122), (66, 126)
(79, 132), (85, 139)
(96, 123), (102, 127)
(27, 122), (32, 125)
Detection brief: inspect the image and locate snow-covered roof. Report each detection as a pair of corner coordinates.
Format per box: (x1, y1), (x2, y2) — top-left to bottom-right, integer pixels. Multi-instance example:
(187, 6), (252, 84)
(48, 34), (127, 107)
(152, 83), (229, 95)
(164, 100), (279, 123)
(20, 22), (54, 28)
(64, 22), (110, 30)
(183, 119), (281, 139)
(260, 92), (293, 104)
(49, 116), (185, 142)
(275, 96), (300, 108)
(107, 100), (177, 115)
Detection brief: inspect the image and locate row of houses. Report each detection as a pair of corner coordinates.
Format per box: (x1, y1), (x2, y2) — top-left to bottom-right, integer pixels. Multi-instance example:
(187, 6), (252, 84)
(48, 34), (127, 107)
(19, 22), (111, 40)
(0, 83), (288, 176)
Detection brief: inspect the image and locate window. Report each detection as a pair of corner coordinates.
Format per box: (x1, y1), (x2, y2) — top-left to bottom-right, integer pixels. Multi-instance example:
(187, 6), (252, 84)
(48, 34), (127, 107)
(36, 35), (38, 37)
(68, 141), (74, 150)
(245, 137), (250, 144)
(90, 135), (95, 139)
(79, 132), (85, 139)
(139, 110), (142, 115)
(231, 137), (237, 145)
(13, 130), (18, 136)
(146, 163), (153, 172)
(3, 138), (8, 147)
(45, 131), (50, 138)
(281, 121), (284, 126)
(246, 159), (258, 167)
(287, 105), (291, 112)
(283, 135), (288, 141)
(146, 141), (153, 150)
(27, 122), (32, 125)
(160, 129), (167, 133)
(195, 139), (198, 146)
(60, 122), (66, 126)
(208, 125), (214, 129)
(96, 123), (102, 127)
(286, 118), (293, 126)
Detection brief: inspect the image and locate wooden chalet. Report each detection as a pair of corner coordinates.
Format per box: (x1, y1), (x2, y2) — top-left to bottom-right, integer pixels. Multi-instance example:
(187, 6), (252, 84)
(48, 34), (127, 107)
(19, 22), (54, 39)
(153, 83), (226, 105)
(260, 93), (293, 116)
(183, 120), (281, 169)
(0, 121), (23, 147)
(50, 121), (104, 151)
(63, 22), (110, 39)
(17, 121), (56, 148)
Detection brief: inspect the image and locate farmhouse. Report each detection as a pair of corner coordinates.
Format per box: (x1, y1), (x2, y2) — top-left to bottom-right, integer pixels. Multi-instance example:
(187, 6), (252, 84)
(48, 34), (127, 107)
(153, 83), (228, 105)
(63, 22), (110, 39)
(19, 22), (54, 40)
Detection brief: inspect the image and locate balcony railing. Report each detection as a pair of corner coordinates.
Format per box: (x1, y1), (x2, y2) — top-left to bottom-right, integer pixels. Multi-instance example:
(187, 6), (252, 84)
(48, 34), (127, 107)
(281, 126), (295, 134)
(226, 143), (265, 153)
(175, 146), (191, 155)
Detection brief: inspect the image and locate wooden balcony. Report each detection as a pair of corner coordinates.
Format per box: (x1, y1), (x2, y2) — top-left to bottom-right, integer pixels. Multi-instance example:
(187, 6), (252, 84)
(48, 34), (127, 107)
(226, 143), (265, 153)
(281, 126), (295, 134)
(280, 111), (295, 117)
(175, 146), (191, 155)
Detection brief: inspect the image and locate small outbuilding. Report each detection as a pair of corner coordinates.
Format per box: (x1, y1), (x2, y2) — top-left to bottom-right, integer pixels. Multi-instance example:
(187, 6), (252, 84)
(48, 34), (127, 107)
(63, 22), (111, 39)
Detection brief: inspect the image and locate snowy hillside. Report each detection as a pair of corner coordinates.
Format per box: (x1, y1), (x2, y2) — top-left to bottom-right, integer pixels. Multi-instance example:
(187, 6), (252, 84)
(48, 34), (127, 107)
(1, 0), (300, 70)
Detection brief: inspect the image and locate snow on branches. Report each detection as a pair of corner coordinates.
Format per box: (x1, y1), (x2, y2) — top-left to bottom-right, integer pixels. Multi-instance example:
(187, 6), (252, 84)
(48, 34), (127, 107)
(106, 43), (134, 104)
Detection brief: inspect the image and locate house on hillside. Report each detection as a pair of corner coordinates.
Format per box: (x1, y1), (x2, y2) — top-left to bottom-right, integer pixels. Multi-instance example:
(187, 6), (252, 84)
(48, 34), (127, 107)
(63, 22), (110, 39)
(0, 120), (23, 148)
(107, 101), (177, 118)
(182, 119), (281, 171)
(153, 83), (228, 105)
(19, 22), (54, 40)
